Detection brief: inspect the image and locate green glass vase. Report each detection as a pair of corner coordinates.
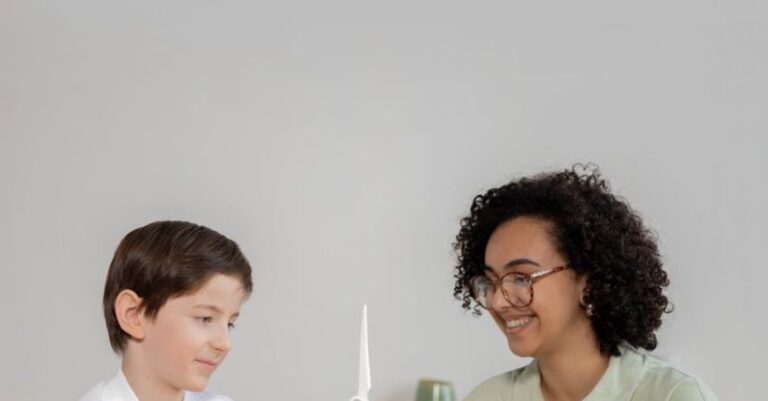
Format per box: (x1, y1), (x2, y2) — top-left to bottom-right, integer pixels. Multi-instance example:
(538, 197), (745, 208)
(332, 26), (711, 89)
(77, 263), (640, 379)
(415, 378), (456, 401)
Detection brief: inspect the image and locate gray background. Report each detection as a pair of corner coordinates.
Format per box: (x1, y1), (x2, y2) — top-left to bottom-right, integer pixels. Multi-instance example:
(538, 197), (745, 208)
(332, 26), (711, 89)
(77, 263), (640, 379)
(1, 1), (766, 400)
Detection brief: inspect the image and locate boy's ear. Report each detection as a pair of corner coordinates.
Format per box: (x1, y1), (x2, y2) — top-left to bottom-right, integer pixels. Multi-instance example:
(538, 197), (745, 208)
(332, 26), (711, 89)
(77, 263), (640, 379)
(114, 289), (146, 341)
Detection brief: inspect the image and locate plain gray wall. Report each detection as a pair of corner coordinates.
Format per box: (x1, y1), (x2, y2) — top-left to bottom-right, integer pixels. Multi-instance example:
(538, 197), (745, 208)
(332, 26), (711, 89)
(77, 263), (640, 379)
(1, 1), (766, 400)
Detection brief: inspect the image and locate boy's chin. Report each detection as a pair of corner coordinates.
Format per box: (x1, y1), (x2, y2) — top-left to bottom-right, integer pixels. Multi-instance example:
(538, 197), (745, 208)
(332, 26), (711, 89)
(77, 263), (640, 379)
(183, 376), (210, 393)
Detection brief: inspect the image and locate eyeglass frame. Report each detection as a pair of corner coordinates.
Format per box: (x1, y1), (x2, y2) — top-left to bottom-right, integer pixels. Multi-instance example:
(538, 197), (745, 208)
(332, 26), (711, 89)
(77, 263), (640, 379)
(470, 264), (570, 308)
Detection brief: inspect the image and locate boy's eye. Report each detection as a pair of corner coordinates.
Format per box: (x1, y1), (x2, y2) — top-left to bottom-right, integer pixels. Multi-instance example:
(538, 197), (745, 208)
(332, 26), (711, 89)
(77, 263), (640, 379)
(197, 316), (213, 324)
(228, 322), (236, 330)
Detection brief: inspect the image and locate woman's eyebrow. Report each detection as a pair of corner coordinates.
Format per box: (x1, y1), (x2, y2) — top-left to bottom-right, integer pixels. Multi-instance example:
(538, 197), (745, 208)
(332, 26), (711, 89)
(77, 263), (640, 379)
(483, 258), (540, 273)
(504, 258), (540, 269)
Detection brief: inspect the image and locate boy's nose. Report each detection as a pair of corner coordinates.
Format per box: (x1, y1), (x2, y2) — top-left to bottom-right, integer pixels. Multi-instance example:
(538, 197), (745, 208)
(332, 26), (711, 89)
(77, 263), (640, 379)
(211, 326), (232, 353)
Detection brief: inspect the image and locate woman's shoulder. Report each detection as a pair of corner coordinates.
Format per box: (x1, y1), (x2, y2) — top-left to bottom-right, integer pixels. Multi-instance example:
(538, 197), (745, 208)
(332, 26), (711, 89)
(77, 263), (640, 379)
(463, 361), (539, 401)
(620, 348), (718, 401)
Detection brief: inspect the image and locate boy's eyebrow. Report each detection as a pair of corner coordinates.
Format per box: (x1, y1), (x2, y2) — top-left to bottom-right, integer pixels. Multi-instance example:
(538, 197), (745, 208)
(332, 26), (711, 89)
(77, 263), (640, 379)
(193, 304), (240, 318)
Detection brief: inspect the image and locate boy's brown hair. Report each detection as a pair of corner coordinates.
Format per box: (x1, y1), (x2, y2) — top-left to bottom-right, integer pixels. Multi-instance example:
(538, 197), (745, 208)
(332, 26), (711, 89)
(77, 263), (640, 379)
(103, 220), (253, 352)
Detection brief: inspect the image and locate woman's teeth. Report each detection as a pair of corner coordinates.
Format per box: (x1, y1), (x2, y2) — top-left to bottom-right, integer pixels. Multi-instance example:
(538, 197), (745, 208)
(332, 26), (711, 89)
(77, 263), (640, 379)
(506, 316), (533, 328)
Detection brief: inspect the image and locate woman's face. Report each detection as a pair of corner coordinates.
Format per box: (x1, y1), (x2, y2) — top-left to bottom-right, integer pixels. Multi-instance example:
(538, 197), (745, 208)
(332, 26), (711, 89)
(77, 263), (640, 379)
(483, 216), (590, 358)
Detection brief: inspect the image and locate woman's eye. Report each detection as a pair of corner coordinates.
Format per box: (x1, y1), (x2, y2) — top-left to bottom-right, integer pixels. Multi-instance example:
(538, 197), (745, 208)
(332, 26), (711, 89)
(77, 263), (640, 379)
(514, 276), (527, 285)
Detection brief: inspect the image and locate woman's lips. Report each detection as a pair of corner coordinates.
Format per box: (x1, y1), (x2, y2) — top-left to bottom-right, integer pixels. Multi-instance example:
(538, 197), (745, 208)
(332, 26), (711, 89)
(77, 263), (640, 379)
(505, 315), (535, 335)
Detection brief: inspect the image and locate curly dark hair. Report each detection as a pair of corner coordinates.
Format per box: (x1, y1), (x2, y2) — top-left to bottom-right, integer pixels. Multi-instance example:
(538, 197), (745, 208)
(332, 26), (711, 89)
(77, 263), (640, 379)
(453, 164), (670, 356)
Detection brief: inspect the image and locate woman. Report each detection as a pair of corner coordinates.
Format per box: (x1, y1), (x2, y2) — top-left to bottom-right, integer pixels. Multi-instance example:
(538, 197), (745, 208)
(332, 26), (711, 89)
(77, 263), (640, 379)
(453, 165), (717, 401)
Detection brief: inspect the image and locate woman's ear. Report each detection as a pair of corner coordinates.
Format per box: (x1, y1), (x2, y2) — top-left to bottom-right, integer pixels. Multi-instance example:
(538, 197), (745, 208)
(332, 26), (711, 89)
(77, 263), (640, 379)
(576, 274), (589, 305)
(114, 289), (146, 341)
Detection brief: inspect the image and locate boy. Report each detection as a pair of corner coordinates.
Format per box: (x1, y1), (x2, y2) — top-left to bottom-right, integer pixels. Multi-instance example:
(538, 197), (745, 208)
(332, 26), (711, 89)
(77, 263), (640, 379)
(79, 221), (253, 401)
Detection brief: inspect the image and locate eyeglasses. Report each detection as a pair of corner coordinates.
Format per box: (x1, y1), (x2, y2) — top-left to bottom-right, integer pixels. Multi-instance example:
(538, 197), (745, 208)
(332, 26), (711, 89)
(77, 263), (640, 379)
(469, 265), (570, 308)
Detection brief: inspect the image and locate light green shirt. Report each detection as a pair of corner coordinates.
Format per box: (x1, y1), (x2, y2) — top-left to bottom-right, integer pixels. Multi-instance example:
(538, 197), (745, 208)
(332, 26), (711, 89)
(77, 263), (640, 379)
(463, 347), (717, 401)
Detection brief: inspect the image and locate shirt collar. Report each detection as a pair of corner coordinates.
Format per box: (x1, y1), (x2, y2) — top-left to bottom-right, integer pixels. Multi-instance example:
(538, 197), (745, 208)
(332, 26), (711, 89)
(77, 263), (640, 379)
(519, 359), (545, 401)
(584, 347), (644, 400)
(101, 369), (140, 401)
(522, 346), (645, 401)
(100, 369), (193, 401)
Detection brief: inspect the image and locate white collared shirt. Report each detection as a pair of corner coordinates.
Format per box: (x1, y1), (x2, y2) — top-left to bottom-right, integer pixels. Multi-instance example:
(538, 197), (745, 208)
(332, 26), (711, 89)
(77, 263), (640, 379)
(78, 370), (233, 401)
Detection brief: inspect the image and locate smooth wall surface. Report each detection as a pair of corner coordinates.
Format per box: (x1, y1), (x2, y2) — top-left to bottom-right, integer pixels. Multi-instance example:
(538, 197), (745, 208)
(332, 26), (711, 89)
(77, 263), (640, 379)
(1, 1), (766, 400)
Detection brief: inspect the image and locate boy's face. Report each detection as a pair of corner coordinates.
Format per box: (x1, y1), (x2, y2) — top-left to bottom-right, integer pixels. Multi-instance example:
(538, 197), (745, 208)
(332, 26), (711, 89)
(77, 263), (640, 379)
(140, 273), (248, 392)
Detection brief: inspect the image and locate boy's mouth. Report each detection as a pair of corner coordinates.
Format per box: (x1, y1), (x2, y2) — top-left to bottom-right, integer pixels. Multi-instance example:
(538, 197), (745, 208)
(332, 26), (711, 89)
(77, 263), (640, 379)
(195, 359), (219, 374)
